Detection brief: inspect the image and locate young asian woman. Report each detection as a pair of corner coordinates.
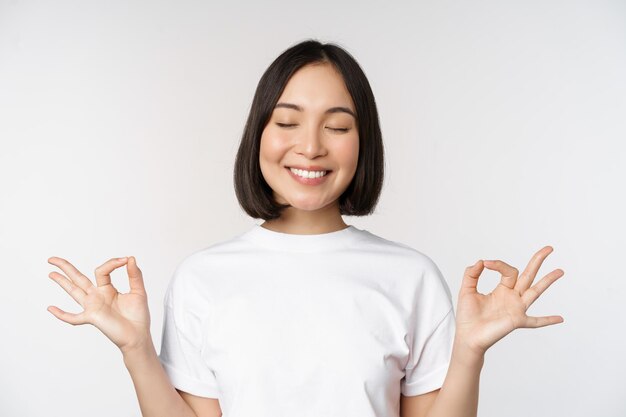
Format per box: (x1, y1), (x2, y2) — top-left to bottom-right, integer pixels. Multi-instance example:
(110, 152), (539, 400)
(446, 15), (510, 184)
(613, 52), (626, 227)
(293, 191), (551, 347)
(47, 39), (565, 417)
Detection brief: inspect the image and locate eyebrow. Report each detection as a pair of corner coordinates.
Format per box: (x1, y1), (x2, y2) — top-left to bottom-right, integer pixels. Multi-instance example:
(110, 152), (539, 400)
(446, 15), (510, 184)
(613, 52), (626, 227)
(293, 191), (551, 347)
(274, 102), (357, 119)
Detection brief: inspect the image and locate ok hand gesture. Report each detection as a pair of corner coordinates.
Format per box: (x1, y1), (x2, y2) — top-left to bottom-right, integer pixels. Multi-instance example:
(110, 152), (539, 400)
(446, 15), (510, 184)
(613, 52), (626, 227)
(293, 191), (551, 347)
(47, 256), (152, 354)
(454, 246), (565, 358)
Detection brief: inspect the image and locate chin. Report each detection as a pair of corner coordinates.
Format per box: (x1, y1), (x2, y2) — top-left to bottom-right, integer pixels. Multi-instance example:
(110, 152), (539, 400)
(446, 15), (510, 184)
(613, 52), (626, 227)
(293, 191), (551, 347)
(286, 199), (334, 212)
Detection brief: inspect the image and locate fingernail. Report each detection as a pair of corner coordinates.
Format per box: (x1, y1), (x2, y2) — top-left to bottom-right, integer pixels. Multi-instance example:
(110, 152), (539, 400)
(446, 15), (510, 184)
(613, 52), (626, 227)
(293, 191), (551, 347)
(118, 257), (127, 261)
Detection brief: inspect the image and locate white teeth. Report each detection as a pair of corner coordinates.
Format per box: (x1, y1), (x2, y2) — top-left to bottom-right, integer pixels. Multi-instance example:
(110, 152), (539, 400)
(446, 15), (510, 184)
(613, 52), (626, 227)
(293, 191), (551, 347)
(289, 167), (328, 178)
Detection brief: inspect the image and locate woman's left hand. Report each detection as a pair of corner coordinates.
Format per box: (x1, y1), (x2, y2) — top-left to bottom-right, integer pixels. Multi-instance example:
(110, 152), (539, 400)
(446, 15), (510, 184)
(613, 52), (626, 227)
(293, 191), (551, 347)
(454, 245), (565, 359)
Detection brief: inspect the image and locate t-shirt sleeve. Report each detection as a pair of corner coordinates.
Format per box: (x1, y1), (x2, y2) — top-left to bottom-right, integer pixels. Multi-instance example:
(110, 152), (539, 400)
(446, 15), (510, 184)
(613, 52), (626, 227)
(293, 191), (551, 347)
(401, 257), (456, 397)
(157, 261), (220, 398)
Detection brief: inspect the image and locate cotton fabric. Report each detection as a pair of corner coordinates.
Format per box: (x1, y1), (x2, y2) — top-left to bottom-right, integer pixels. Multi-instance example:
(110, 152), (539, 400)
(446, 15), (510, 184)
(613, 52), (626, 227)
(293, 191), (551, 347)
(158, 224), (455, 417)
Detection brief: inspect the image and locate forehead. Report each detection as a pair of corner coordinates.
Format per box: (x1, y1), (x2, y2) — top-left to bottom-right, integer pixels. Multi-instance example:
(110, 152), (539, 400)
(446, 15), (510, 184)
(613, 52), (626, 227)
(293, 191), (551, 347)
(275, 63), (355, 113)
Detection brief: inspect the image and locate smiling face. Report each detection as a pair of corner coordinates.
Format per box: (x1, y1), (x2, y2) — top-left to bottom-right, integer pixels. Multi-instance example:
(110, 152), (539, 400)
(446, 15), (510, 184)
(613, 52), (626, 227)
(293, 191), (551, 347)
(259, 62), (359, 214)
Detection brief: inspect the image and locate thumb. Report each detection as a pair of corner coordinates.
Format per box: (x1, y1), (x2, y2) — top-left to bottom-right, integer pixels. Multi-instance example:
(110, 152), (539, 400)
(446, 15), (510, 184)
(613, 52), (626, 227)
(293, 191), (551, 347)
(460, 259), (485, 294)
(127, 256), (147, 295)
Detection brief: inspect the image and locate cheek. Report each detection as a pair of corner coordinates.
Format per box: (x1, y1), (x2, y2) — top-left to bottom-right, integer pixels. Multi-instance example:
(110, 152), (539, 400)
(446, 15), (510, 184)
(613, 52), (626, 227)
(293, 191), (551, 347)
(334, 135), (360, 173)
(260, 129), (290, 163)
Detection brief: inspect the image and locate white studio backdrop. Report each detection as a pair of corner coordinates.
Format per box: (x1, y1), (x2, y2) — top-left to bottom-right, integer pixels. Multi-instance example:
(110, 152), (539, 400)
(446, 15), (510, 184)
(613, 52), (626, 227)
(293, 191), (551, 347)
(1, 0), (624, 416)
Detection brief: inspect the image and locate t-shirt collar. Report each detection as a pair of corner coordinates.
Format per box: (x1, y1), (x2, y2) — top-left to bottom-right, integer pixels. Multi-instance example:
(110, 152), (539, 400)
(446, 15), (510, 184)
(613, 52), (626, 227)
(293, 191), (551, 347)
(240, 223), (361, 252)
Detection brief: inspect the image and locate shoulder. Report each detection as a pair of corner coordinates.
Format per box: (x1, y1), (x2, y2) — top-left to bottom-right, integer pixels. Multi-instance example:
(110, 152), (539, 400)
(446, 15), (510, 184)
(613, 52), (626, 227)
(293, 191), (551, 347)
(357, 229), (443, 274)
(357, 229), (452, 304)
(175, 230), (255, 275)
(165, 231), (253, 303)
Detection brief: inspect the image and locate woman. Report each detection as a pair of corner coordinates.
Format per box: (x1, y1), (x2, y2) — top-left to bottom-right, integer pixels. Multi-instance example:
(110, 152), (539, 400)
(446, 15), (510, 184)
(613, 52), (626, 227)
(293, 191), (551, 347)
(47, 39), (565, 417)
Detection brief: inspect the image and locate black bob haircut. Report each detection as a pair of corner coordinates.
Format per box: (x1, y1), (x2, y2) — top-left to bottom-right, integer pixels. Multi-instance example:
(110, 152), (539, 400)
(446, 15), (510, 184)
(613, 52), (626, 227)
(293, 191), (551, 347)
(233, 39), (385, 220)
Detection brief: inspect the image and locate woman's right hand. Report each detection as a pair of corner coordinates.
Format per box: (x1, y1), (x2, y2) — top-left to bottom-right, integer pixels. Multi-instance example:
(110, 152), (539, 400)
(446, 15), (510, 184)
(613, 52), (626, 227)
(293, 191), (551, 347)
(47, 256), (152, 354)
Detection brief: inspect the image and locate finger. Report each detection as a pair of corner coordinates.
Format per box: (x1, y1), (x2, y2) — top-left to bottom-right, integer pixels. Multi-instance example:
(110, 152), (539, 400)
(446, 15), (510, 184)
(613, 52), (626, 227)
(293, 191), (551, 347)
(48, 271), (87, 305)
(460, 260), (485, 294)
(482, 259), (519, 289)
(521, 314), (564, 329)
(48, 257), (95, 292)
(127, 256), (146, 295)
(46, 305), (89, 326)
(521, 268), (565, 308)
(94, 257), (129, 287)
(515, 246), (554, 293)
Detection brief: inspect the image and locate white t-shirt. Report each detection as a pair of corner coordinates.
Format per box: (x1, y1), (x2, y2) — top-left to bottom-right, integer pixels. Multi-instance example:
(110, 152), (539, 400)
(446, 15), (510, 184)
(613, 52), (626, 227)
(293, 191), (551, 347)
(158, 224), (456, 417)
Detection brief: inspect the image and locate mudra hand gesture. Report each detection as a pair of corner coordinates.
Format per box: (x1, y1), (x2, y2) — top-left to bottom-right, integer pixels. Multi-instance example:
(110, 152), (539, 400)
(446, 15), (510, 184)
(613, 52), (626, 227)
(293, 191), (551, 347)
(47, 256), (151, 354)
(455, 245), (565, 358)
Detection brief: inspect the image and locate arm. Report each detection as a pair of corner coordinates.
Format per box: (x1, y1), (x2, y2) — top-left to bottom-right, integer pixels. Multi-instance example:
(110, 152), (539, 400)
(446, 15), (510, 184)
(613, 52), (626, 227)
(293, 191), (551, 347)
(177, 390), (223, 417)
(400, 342), (482, 417)
(123, 343), (201, 417)
(417, 342), (483, 417)
(47, 256), (222, 417)
(403, 246), (564, 417)
(400, 389), (439, 417)
(124, 342), (223, 417)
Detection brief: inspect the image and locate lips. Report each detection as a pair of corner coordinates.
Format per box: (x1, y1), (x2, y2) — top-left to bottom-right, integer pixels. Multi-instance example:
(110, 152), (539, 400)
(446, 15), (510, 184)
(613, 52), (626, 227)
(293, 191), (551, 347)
(284, 167), (333, 176)
(286, 166), (331, 185)
(285, 165), (332, 172)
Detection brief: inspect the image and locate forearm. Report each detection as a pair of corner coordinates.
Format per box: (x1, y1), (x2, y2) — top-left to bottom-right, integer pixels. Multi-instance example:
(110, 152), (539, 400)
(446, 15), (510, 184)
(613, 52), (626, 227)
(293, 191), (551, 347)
(425, 339), (484, 417)
(122, 341), (197, 417)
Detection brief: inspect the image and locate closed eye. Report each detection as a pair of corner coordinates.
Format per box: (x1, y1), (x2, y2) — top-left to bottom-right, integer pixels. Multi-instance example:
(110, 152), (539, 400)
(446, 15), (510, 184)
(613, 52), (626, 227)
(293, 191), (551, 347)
(276, 123), (350, 132)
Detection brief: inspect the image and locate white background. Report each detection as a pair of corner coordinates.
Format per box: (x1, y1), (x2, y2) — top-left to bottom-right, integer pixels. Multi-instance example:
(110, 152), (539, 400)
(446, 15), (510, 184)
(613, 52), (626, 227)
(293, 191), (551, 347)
(1, 0), (624, 416)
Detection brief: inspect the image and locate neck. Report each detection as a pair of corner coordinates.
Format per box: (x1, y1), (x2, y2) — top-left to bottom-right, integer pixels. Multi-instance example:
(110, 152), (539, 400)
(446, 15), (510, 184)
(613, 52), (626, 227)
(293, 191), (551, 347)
(260, 202), (347, 235)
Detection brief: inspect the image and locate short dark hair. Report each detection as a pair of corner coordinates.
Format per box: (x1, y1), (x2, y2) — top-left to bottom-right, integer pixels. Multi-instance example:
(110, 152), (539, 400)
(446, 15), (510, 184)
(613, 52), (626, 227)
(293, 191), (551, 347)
(233, 38), (385, 220)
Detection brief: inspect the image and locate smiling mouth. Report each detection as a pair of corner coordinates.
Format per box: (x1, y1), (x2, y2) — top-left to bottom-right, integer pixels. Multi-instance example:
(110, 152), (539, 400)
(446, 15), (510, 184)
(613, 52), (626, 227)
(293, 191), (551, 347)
(285, 166), (333, 178)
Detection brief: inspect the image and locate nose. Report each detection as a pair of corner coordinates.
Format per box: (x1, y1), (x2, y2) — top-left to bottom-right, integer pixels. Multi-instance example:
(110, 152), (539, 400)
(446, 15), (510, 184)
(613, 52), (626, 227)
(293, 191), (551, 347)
(296, 123), (327, 159)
